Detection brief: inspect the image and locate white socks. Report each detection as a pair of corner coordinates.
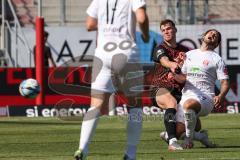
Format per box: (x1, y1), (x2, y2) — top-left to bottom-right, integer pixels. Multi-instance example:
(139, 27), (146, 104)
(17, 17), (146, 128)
(184, 109), (197, 139)
(169, 138), (178, 145)
(162, 132), (179, 144)
(79, 107), (142, 158)
(125, 108), (143, 159)
(79, 107), (100, 154)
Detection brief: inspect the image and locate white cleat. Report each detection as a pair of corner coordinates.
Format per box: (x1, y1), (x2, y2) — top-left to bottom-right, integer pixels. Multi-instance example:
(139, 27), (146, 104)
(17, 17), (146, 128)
(160, 131), (168, 144)
(74, 149), (87, 160)
(168, 139), (183, 151)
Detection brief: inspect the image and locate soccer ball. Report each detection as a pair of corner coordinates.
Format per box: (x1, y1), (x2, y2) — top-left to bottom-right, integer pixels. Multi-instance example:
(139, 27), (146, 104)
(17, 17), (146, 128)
(19, 78), (41, 98)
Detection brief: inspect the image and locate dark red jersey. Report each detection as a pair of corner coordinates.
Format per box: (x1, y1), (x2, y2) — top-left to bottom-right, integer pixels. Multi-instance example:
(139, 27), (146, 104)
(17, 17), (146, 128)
(151, 42), (189, 90)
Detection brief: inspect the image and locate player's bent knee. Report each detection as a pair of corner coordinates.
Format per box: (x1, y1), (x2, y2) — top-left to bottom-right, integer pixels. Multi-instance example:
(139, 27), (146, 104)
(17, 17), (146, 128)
(156, 96), (177, 109)
(183, 99), (201, 112)
(90, 93), (111, 109)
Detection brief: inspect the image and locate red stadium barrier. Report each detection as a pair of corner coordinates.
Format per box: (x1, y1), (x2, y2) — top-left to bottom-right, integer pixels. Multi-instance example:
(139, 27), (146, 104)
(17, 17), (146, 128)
(0, 67), (239, 114)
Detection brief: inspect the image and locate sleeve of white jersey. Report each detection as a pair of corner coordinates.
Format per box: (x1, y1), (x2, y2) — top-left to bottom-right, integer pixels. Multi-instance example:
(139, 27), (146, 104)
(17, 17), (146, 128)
(132, 0), (146, 12)
(86, 0), (98, 18)
(216, 58), (229, 80)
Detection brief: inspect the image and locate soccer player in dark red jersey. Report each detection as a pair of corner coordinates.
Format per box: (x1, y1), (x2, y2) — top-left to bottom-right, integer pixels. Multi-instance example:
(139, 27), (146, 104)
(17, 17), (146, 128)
(152, 20), (217, 150)
(151, 19), (188, 150)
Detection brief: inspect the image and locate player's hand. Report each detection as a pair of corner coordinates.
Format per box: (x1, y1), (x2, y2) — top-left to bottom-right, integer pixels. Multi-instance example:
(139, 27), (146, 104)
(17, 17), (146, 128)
(169, 62), (181, 74)
(213, 95), (222, 108)
(167, 72), (174, 81)
(174, 52), (186, 67)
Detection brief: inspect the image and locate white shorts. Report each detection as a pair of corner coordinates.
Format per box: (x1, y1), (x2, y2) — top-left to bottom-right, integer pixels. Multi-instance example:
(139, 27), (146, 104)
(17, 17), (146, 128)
(176, 92), (214, 123)
(181, 92), (214, 115)
(91, 46), (143, 96)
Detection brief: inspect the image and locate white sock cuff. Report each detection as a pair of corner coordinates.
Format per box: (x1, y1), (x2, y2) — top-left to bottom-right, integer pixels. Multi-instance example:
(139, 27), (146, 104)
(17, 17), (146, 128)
(169, 138), (177, 145)
(88, 106), (100, 111)
(184, 109), (196, 119)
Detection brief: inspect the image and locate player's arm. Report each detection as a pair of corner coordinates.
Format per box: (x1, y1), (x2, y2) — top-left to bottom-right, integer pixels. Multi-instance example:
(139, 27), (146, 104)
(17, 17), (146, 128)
(214, 79), (230, 107)
(86, 0), (98, 32)
(152, 47), (180, 73)
(135, 6), (149, 42)
(214, 58), (230, 107)
(173, 54), (187, 84)
(160, 56), (180, 73)
(86, 16), (97, 31)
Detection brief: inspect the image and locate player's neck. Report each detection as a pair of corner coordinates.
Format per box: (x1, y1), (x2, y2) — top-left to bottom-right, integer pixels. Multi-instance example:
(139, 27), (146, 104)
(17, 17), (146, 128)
(164, 40), (177, 48)
(200, 43), (215, 52)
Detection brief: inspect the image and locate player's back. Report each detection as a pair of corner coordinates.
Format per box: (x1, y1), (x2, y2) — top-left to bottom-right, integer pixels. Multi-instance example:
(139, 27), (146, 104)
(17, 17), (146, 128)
(87, 0), (144, 48)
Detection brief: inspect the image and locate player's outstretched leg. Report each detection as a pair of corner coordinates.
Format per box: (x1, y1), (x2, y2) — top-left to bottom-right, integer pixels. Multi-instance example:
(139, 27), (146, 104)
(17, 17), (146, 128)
(164, 108), (183, 151)
(195, 130), (217, 148)
(74, 106), (100, 159)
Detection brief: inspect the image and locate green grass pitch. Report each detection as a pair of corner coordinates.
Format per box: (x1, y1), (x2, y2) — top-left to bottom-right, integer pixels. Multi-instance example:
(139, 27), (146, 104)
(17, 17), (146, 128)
(0, 114), (240, 160)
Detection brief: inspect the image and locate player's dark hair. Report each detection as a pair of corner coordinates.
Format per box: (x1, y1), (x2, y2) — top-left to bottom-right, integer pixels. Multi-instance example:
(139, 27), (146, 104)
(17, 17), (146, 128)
(202, 29), (221, 47)
(160, 19), (176, 29)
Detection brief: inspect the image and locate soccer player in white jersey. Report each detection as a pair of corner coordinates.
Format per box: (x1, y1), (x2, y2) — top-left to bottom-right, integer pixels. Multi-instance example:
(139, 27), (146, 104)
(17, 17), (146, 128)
(180, 29), (230, 148)
(160, 103), (217, 148)
(74, 0), (149, 160)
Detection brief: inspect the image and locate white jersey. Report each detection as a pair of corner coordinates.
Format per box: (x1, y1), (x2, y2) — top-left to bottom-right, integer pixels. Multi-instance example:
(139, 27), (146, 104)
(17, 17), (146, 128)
(87, 0), (146, 93)
(87, 0), (146, 50)
(182, 49), (229, 97)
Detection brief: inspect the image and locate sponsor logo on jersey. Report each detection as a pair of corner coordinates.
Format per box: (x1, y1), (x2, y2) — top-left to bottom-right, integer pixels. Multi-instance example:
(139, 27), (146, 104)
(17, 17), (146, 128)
(203, 60), (209, 66)
(190, 67), (200, 73)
